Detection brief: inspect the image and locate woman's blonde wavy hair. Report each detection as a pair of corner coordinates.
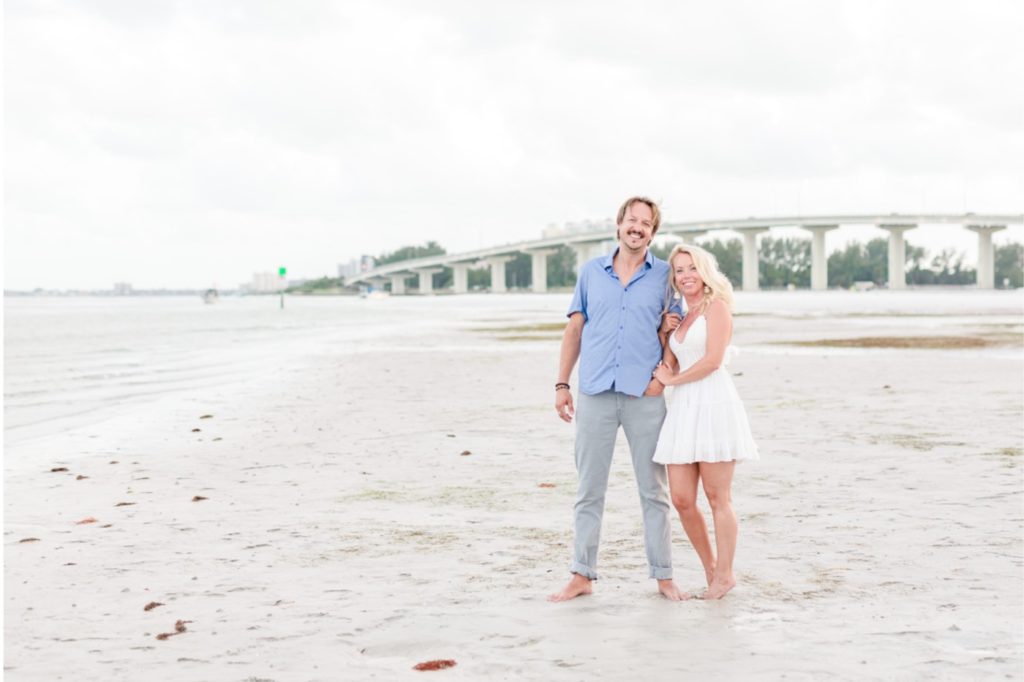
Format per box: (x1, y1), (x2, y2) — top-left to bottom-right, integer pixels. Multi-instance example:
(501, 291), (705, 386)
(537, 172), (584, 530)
(667, 243), (735, 312)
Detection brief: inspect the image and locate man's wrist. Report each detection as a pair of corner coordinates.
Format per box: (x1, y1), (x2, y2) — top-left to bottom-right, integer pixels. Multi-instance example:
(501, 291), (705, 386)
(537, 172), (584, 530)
(555, 382), (570, 391)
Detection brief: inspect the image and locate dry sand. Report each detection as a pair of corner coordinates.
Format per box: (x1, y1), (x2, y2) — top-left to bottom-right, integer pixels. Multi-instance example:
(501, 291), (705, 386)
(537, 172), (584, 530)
(5, 296), (1023, 681)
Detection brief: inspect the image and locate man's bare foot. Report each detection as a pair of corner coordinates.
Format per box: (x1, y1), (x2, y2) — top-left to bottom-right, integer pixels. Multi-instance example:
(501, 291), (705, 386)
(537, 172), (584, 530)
(548, 574), (593, 602)
(657, 579), (689, 601)
(704, 575), (736, 600)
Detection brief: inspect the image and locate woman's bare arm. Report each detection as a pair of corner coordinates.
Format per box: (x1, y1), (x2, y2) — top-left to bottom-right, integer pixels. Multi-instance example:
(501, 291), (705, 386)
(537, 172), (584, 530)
(658, 300), (731, 386)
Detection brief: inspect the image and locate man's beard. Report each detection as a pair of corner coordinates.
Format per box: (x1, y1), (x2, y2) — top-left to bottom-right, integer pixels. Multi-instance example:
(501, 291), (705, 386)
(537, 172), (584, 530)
(619, 229), (649, 248)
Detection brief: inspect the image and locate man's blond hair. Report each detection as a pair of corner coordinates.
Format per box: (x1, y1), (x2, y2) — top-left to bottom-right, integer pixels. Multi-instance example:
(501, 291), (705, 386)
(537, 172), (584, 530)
(615, 196), (662, 235)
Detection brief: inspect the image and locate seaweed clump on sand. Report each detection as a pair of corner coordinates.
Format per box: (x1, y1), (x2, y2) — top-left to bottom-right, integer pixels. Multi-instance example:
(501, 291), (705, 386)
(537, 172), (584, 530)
(470, 322), (565, 342)
(413, 659), (457, 671)
(782, 336), (999, 350)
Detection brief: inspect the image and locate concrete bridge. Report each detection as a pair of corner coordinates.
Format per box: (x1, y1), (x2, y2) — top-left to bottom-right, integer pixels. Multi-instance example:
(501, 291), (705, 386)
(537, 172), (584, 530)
(347, 213), (1023, 293)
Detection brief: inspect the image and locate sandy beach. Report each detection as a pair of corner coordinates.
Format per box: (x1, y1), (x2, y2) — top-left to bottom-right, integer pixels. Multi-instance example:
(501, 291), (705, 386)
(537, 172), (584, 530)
(4, 291), (1023, 681)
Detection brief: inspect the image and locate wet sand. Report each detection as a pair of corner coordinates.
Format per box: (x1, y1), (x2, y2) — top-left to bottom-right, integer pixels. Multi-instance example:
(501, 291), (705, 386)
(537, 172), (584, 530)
(5, 294), (1023, 680)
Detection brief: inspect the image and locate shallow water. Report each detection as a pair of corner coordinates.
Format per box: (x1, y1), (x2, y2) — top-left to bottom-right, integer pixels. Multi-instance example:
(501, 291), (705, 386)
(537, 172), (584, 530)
(5, 290), (1022, 447)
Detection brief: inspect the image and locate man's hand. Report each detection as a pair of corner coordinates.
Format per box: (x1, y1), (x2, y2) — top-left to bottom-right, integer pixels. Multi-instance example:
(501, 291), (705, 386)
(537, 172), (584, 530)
(555, 388), (575, 422)
(643, 378), (665, 397)
(660, 313), (682, 335)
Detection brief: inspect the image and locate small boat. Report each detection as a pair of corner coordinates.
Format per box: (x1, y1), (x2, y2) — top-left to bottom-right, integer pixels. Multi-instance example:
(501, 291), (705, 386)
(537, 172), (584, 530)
(359, 286), (390, 300)
(202, 288), (220, 304)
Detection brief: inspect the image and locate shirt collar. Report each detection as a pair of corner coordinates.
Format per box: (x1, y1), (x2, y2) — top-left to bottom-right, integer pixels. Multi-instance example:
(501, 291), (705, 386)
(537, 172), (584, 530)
(603, 247), (654, 272)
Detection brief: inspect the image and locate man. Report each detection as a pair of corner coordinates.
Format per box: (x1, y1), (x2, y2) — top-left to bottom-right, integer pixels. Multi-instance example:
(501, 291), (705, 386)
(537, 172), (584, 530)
(549, 196), (686, 602)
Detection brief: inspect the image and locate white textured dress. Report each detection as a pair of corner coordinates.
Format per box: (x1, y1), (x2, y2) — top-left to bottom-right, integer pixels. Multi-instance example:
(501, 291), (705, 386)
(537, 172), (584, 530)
(653, 315), (759, 464)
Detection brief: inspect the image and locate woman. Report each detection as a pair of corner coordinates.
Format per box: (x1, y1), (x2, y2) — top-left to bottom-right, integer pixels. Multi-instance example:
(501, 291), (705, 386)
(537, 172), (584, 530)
(653, 244), (758, 600)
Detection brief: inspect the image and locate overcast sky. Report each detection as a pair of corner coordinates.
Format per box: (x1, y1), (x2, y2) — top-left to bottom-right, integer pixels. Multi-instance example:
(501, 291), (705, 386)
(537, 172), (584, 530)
(6, 0), (1023, 290)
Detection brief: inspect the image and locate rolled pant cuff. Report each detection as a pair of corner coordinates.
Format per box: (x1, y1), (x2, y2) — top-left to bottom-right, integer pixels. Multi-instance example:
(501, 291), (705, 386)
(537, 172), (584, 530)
(570, 562), (598, 580)
(649, 566), (673, 580)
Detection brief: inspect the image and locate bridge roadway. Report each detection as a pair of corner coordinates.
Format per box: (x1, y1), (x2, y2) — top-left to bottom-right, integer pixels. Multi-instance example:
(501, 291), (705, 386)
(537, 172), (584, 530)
(347, 213), (1023, 293)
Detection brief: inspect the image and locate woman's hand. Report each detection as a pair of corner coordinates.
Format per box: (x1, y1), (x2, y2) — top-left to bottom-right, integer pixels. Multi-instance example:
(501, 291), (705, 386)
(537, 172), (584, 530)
(659, 313), (682, 335)
(653, 363), (675, 386)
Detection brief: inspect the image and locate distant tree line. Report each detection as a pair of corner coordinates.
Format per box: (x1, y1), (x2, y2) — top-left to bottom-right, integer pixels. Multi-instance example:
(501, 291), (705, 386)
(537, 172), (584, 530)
(371, 243), (582, 291)
(289, 276), (341, 293)
(994, 243), (1024, 288)
(655, 237), (1023, 289)
(297, 238), (1022, 293)
(651, 238), (814, 288)
(374, 241), (447, 265)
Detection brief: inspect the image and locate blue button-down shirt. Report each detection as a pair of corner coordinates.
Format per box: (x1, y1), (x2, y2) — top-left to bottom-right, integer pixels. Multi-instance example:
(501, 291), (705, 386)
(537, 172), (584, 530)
(568, 248), (679, 397)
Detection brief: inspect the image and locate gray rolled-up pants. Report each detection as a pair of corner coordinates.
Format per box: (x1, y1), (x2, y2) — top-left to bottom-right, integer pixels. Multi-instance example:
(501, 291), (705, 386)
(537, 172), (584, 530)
(571, 390), (673, 580)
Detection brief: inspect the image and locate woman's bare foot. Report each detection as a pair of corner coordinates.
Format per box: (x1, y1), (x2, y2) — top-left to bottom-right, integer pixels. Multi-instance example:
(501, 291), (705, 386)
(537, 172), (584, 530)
(704, 575), (736, 600)
(548, 574), (593, 602)
(704, 563), (717, 587)
(657, 579), (690, 601)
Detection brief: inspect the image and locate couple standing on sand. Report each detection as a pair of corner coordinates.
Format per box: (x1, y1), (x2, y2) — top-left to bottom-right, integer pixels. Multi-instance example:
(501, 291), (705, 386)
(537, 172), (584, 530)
(550, 196), (759, 603)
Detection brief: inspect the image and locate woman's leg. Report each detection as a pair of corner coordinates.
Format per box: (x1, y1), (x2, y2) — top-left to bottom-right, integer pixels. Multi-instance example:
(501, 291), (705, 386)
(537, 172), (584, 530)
(699, 461), (737, 599)
(667, 463), (715, 586)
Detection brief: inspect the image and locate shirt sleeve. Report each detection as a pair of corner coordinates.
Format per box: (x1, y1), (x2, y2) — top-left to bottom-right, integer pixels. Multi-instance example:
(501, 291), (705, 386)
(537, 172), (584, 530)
(567, 265), (588, 321)
(669, 298), (683, 316)
(665, 282), (683, 316)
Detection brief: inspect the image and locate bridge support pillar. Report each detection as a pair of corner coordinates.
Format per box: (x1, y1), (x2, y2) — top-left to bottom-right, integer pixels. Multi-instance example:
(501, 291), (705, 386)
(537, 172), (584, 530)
(571, 241), (612, 275)
(662, 230), (707, 246)
(680, 230), (708, 244)
(736, 227), (769, 291)
(414, 268), (443, 294)
(879, 224), (916, 290)
(485, 256), (514, 293)
(451, 263), (469, 294)
(967, 224), (1006, 289)
(802, 225), (838, 290)
(527, 249), (558, 293)
(389, 274), (408, 295)
(570, 244), (591, 276)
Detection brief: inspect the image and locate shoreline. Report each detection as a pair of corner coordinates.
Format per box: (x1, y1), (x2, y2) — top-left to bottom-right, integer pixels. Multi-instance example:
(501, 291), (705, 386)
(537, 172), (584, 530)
(6, 284), (1024, 298)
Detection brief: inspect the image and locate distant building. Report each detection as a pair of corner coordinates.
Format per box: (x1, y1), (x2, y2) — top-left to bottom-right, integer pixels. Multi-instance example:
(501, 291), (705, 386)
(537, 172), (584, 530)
(113, 282), (133, 295)
(542, 219), (614, 239)
(338, 255), (376, 282)
(243, 271), (285, 293)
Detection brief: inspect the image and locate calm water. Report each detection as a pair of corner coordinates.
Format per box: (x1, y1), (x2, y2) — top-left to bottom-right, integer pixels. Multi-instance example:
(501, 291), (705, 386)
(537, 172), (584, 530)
(2, 294), (570, 445)
(5, 290), (1022, 446)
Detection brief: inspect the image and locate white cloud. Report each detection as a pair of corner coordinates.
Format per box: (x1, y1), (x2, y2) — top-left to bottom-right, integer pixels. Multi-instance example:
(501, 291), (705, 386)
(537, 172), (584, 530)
(5, 0), (1023, 289)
